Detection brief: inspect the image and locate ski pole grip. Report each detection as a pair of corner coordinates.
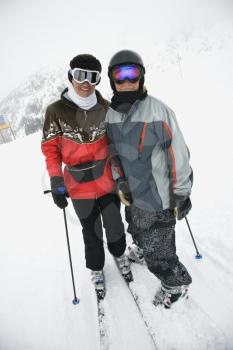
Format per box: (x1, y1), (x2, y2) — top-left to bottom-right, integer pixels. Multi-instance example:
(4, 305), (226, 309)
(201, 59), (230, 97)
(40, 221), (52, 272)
(44, 190), (52, 194)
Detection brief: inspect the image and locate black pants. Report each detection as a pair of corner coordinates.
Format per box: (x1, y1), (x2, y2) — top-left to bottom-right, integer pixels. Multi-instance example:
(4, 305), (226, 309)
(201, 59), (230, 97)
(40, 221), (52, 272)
(72, 193), (126, 270)
(126, 206), (192, 287)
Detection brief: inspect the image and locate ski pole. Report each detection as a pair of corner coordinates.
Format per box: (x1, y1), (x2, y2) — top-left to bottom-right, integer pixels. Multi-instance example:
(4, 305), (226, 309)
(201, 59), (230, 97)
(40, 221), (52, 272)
(63, 207), (80, 304)
(44, 190), (80, 305)
(185, 216), (202, 259)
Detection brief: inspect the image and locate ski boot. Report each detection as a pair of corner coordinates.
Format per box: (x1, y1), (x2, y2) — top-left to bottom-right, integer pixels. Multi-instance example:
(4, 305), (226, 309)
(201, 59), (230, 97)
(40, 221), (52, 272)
(115, 253), (133, 283)
(153, 283), (189, 309)
(91, 270), (105, 301)
(127, 242), (145, 264)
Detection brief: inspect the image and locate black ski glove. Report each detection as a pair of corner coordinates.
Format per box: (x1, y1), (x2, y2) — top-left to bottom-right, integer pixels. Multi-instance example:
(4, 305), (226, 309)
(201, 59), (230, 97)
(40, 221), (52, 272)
(50, 176), (69, 209)
(172, 194), (192, 220)
(116, 178), (133, 206)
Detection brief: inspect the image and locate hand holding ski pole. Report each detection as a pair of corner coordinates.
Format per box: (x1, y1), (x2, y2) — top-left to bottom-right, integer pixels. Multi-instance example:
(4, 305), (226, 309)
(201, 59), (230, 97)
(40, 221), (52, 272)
(173, 195), (192, 220)
(49, 176), (69, 209)
(173, 195), (202, 259)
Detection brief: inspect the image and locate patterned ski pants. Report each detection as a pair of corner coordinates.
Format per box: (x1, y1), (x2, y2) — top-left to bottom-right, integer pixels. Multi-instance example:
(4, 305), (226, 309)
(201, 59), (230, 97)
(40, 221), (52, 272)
(126, 206), (192, 287)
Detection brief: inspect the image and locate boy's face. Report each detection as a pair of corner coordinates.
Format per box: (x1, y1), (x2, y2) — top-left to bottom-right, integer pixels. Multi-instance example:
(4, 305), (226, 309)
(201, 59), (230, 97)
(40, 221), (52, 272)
(114, 80), (140, 92)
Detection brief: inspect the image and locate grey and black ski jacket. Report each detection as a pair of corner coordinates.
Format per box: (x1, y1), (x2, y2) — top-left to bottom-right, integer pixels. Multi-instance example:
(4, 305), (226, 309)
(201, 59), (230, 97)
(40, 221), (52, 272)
(106, 94), (193, 212)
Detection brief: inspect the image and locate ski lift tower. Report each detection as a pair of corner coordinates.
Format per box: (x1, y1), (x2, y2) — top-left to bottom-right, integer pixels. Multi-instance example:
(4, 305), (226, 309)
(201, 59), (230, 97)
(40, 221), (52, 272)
(0, 115), (15, 143)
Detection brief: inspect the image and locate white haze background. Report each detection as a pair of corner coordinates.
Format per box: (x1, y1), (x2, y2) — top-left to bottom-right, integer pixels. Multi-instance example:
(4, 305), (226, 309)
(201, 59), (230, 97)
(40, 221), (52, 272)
(0, 0), (232, 100)
(0, 0), (233, 349)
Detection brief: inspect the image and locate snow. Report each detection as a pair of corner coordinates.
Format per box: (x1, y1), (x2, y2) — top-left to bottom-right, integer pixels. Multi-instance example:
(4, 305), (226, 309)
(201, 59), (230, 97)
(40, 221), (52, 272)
(1, 18), (233, 350)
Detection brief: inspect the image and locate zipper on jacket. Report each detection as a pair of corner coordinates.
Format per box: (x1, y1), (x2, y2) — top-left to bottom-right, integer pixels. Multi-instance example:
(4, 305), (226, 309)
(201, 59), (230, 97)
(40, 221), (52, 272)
(84, 111), (87, 121)
(138, 122), (147, 159)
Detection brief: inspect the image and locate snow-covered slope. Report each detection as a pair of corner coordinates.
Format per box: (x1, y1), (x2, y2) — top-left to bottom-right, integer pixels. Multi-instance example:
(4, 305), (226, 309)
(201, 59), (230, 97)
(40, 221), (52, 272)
(0, 120), (232, 350)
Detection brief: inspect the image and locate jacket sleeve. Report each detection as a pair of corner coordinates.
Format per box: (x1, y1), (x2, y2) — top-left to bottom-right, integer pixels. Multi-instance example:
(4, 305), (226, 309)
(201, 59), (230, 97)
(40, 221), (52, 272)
(155, 106), (193, 198)
(41, 106), (63, 178)
(105, 115), (124, 181)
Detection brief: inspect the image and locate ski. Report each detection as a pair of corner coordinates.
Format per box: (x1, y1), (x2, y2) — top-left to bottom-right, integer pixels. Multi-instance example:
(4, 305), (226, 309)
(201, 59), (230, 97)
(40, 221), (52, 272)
(114, 258), (159, 350)
(91, 270), (109, 349)
(95, 293), (110, 350)
(97, 298), (109, 350)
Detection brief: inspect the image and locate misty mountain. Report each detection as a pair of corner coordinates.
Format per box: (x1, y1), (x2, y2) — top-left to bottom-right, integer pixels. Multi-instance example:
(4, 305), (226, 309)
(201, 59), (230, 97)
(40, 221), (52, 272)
(0, 17), (231, 145)
(0, 67), (66, 143)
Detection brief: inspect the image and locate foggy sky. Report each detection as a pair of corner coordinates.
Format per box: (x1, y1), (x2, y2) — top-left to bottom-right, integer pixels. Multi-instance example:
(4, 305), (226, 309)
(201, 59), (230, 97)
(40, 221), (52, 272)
(0, 0), (232, 101)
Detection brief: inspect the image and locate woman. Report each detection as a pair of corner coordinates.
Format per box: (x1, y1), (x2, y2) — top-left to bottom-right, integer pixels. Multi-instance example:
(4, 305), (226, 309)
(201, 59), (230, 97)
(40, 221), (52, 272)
(41, 54), (132, 300)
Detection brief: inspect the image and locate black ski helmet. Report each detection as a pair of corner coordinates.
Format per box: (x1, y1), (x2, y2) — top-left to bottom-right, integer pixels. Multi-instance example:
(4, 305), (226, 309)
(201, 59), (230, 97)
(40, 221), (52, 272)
(108, 50), (145, 90)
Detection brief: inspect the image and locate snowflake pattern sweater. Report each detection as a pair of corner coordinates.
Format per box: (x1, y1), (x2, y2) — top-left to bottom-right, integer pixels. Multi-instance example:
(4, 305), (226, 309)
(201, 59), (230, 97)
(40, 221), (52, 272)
(41, 89), (119, 199)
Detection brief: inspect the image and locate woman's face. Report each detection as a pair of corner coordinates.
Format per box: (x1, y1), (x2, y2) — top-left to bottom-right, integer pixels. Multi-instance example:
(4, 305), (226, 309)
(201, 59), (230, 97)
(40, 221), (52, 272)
(72, 80), (95, 97)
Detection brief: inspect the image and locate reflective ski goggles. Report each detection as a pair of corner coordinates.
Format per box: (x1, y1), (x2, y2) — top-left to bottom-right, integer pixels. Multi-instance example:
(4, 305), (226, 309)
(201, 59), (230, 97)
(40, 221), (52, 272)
(111, 65), (142, 84)
(71, 68), (101, 85)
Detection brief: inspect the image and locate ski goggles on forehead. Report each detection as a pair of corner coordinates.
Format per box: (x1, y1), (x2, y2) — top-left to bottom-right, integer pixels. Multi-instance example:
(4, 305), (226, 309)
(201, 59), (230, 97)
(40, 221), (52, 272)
(112, 65), (142, 84)
(71, 68), (101, 85)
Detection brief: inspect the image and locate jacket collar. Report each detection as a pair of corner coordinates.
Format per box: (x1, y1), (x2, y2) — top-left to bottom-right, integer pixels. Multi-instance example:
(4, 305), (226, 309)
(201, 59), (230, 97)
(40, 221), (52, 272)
(61, 88), (109, 111)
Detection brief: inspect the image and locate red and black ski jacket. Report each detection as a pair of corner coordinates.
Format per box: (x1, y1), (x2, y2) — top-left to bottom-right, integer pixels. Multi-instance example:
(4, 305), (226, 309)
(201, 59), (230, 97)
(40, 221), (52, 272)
(41, 89), (120, 199)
